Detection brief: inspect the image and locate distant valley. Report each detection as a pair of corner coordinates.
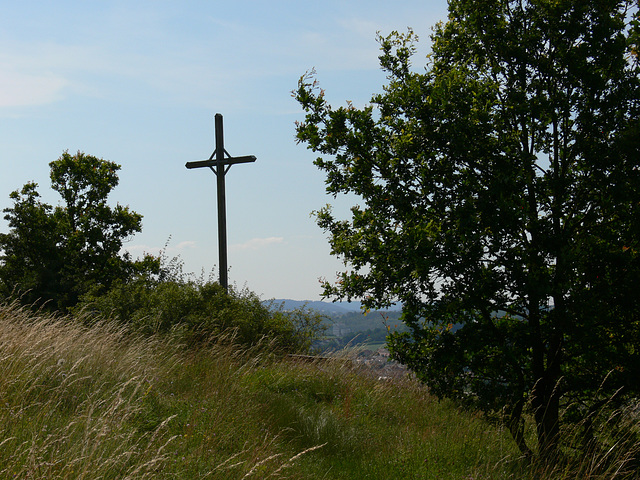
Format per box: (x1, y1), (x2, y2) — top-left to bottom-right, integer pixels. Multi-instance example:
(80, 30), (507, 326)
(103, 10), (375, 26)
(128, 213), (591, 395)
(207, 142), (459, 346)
(268, 299), (402, 316)
(265, 299), (406, 351)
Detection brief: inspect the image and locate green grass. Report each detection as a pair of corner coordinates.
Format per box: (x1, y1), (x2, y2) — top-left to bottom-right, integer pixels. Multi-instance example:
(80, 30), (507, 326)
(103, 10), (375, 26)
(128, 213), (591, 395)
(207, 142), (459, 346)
(1, 301), (637, 479)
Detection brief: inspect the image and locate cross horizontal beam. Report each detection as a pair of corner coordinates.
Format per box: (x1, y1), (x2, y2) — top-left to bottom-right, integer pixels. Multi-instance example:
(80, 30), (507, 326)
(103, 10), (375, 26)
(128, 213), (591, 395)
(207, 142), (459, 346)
(185, 155), (256, 169)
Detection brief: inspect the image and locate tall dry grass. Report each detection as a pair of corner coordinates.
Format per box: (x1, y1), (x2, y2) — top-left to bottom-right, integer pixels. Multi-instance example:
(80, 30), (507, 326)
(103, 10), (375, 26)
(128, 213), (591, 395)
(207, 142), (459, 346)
(517, 401), (640, 480)
(0, 302), (326, 479)
(2, 300), (636, 479)
(0, 301), (180, 478)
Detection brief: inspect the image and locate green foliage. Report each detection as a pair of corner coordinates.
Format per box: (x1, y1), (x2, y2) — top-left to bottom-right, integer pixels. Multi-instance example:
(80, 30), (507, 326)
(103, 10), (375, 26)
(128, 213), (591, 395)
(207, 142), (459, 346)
(295, 0), (640, 461)
(77, 255), (327, 353)
(0, 183), (61, 307)
(0, 151), (152, 311)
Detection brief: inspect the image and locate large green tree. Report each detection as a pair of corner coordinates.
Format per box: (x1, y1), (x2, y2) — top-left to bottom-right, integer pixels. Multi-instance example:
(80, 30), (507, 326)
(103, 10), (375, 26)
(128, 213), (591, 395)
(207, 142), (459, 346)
(0, 151), (148, 310)
(295, 0), (640, 460)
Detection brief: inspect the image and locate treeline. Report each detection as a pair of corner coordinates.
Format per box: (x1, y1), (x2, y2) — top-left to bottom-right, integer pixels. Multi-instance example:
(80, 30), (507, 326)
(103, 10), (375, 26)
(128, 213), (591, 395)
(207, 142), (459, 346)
(314, 310), (407, 351)
(317, 327), (393, 351)
(327, 309), (403, 330)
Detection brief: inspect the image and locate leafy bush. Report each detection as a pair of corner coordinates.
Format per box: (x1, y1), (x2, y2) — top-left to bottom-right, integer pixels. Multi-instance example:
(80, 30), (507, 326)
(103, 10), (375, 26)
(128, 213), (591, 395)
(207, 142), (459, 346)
(76, 255), (326, 353)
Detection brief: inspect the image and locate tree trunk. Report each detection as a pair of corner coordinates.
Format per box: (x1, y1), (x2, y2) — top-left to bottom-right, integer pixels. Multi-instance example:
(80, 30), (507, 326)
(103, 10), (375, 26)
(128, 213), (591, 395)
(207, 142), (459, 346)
(506, 396), (533, 458)
(531, 361), (562, 460)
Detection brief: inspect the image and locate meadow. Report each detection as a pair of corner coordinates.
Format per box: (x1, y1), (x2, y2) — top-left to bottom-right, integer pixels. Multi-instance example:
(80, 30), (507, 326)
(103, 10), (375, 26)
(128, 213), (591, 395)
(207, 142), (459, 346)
(1, 300), (637, 479)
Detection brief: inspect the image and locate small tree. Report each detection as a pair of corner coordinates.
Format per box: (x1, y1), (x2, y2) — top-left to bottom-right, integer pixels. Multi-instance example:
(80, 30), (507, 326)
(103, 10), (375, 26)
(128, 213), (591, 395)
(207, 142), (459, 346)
(0, 151), (149, 310)
(295, 0), (640, 460)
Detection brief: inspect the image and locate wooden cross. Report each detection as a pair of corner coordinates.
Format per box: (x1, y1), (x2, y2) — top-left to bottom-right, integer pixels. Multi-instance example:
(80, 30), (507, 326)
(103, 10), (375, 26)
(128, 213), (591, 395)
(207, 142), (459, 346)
(185, 113), (256, 292)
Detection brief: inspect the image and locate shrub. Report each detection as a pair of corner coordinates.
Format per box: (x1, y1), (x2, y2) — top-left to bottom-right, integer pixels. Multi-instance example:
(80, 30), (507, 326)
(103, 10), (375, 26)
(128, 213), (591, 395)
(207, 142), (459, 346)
(76, 256), (326, 353)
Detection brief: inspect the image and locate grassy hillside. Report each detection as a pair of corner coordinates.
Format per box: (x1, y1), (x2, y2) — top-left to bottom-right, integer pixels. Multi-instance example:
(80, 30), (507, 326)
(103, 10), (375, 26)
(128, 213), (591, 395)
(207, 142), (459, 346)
(1, 301), (636, 479)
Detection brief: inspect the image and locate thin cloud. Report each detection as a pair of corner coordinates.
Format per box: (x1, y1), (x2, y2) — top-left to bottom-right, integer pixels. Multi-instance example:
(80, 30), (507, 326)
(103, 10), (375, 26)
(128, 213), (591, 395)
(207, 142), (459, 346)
(231, 237), (284, 252)
(176, 241), (197, 250)
(0, 69), (68, 107)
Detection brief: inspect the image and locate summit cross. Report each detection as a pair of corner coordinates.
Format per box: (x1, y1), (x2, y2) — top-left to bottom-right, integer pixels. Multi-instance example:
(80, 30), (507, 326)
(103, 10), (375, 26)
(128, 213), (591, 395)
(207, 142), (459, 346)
(185, 113), (256, 292)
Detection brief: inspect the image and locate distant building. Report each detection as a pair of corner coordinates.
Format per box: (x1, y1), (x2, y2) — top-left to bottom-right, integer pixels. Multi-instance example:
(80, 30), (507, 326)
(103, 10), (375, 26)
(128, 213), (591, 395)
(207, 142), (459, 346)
(377, 348), (390, 358)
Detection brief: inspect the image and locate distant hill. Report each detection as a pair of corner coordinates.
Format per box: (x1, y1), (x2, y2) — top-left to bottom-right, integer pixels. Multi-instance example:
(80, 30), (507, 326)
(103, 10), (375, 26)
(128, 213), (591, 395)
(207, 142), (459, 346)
(267, 299), (363, 315)
(266, 299), (402, 316)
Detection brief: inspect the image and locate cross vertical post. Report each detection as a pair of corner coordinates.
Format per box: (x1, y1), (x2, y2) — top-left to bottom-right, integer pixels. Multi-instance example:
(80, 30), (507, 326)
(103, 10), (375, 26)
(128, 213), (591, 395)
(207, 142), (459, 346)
(214, 114), (228, 291)
(185, 113), (256, 292)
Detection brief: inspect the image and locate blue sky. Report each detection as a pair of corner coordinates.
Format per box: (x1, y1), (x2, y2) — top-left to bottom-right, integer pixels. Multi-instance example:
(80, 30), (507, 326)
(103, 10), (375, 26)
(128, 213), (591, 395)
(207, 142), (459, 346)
(0, 0), (449, 301)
